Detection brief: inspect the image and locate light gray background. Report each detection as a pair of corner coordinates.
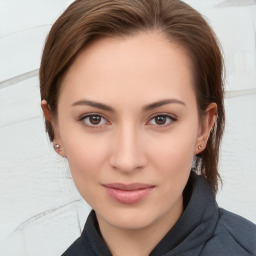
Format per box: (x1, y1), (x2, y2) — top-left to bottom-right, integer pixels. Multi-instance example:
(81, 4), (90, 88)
(0, 0), (256, 255)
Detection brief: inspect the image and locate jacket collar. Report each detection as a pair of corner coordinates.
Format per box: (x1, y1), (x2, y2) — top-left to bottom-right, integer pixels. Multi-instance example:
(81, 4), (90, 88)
(150, 172), (219, 255)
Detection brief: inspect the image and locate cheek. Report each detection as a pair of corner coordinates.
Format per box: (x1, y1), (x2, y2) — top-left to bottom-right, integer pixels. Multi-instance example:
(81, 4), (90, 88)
(152, 137), (195, 198)
(62, 134), (111, 205)
(152, 143), (194, 182)
(150, 129), (197, 167)
(147, 123), (198, 189)
(65, 137), (109, 173)
(59, 124), (111, 185)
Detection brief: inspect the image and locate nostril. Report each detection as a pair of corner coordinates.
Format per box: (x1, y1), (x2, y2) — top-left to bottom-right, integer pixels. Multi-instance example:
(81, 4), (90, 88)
(109, 158), (146, 173)
(109, 149), (147, 172)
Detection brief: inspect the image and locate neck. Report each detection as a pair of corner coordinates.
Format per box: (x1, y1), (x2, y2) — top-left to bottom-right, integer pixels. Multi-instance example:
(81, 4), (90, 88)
(96, 197), (183, 256)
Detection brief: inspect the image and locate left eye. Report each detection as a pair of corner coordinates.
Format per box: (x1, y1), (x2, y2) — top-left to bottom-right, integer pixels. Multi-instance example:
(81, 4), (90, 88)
(82, 115), (108, 126)
(148, 115), (176, 126)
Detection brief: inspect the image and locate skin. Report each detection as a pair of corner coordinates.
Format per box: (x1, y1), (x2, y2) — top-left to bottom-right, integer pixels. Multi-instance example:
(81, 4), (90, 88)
(42, 31), (216, 256)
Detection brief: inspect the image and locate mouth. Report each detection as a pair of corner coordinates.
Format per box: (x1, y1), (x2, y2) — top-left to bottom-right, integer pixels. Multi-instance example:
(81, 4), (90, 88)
(102, 183), (155, 204)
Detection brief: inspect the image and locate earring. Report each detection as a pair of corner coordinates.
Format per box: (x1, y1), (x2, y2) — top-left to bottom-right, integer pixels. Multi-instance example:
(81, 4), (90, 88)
(198, 145), (202, 150)
(54, 144), (62, 152)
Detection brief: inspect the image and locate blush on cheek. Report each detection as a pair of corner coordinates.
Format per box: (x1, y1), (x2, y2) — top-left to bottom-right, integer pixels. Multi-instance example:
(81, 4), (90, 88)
(155, 142), (194, 177)
(65, 137), (109, 175)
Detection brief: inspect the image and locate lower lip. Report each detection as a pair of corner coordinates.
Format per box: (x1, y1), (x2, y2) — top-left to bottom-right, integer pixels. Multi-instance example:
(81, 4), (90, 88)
(104, 186), (154, 204)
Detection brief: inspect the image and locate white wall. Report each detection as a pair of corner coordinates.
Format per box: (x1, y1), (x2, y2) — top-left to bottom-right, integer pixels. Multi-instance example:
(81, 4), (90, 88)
(0, 0), (255, 255)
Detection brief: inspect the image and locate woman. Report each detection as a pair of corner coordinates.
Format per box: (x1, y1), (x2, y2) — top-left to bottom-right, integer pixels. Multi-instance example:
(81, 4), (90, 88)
(40, 0), (256, 255)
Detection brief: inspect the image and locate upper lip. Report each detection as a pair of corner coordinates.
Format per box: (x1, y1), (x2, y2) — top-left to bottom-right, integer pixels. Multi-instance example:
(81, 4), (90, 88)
(103, 183), (154, 191)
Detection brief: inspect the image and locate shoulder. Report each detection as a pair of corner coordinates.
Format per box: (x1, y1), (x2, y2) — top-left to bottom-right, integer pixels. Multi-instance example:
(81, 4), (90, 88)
(217, 208), (256, 243)
(217, 209), (256, 248)
(202, 208), (256, 256)
(218, 208), (256, 233)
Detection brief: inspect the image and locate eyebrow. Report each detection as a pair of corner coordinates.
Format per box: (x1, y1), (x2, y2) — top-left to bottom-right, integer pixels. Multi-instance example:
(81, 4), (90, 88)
(71, 98), (186, 112)
(143, 99), (186, 111)
(72, 99), (115, 112)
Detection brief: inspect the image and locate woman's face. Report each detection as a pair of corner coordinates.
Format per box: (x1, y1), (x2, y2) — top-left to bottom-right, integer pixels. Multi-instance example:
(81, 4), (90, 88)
(51, 32), (214, 231)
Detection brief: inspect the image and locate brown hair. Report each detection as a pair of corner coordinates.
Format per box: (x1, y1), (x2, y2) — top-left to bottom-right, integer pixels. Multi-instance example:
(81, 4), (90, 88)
(40, 0), (225, 193)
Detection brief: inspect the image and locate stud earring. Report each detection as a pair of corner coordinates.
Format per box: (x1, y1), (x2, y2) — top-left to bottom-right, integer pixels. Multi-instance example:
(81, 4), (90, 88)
(198, 145), (202, 150)
(54, 144), (62, 151)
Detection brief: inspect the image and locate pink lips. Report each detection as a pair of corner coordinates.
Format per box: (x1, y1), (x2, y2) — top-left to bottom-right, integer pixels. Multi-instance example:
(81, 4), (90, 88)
(103, 183), (154, 204)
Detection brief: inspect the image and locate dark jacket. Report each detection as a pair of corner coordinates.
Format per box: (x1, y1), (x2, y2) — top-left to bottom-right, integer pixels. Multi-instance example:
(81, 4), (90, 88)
(62, 172), (256, 256)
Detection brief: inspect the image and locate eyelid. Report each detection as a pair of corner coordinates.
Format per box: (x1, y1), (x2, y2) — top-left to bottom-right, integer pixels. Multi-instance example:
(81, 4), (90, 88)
(78, 113), (111, 128)
(77, 112), (177, 128)
(146, 113), (177, 126)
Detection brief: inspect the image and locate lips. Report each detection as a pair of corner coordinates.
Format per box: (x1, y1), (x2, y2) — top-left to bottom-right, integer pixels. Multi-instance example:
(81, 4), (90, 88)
(103, 183), (155, 204)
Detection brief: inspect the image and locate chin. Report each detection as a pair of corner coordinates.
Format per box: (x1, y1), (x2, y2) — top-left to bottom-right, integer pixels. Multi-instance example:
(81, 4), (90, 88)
(107, 212), (157, 230)
(96, 203), (179, 232)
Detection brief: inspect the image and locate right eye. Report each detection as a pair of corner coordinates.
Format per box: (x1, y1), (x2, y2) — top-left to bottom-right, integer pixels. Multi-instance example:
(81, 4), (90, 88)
(80, 114), (108, 127)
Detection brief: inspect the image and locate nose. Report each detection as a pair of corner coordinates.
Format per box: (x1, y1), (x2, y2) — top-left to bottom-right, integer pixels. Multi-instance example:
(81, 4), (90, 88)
(109, 125), (147, 173)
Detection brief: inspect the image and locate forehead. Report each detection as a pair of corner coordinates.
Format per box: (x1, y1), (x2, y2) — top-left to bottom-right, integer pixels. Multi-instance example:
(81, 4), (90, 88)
(59, 32), (196, 108)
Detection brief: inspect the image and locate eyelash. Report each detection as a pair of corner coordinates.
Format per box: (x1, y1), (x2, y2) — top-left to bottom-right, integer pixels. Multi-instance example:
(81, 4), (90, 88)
(78, 113), (109, 128)
(147, 113), (177, 127)
(78, 113), (177, 128)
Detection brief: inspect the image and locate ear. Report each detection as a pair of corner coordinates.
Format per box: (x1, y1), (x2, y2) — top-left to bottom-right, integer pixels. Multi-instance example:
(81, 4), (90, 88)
(41, 100), (52, 122)
(41, 100), (67, 158)
(194, 102), (217, 155)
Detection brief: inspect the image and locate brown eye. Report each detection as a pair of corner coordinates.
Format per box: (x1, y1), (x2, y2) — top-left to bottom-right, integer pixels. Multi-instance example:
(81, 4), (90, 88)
(148, 114), (176, 126)
(81, 114), (108, 127)
(89, 115), (102, 125)
(155, 116), (167, 125)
